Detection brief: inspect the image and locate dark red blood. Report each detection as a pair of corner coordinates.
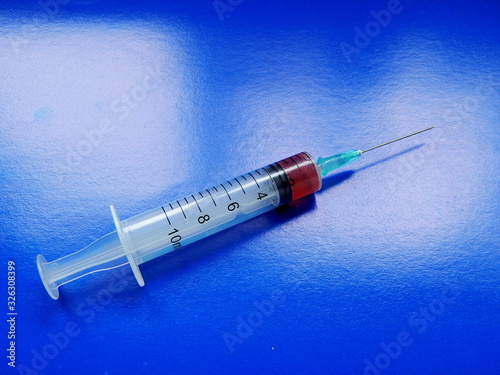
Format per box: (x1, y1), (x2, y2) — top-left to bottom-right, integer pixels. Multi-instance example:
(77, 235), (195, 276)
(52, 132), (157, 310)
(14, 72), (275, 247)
(277, 152), (322, 202)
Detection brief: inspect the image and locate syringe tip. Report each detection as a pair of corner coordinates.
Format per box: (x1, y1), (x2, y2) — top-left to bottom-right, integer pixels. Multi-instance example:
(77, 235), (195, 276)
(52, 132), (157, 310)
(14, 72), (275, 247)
(317, 149), (362, 176)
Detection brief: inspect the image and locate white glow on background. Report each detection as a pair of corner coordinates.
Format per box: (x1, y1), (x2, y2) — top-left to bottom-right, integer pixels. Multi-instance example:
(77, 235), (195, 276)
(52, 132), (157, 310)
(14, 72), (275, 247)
(0, 16), (195, 239)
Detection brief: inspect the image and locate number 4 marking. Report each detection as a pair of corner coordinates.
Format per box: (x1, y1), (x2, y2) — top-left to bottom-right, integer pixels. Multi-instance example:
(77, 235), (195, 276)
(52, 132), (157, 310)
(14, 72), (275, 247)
(257, 192), (268, 200)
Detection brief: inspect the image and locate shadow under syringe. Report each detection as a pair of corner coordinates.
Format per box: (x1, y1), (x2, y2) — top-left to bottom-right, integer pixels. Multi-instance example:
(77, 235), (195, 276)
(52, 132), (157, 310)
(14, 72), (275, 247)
(320, 144), (423, 191)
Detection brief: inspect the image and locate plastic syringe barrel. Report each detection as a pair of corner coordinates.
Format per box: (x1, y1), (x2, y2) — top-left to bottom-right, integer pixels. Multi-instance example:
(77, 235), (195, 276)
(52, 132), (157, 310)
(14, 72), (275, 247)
(37, 152), (322, 299)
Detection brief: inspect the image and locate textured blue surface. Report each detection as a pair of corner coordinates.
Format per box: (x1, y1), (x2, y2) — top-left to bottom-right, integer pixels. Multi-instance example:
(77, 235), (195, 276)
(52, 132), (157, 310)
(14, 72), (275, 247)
(1, 0), (499, 374)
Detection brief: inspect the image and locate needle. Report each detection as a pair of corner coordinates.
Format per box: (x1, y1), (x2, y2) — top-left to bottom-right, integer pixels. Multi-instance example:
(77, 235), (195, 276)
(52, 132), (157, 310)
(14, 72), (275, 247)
(361, 126), (435, 153)
(316, 126), (435, 176)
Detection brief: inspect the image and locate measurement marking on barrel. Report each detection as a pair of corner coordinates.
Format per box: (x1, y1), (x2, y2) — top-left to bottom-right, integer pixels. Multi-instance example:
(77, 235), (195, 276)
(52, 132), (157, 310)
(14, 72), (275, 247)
(206, 189), (217, 206)
(177, 200), (187, 219)
(248, 172), (260, 188)
(161, 206), (171, 225)
(221, 184), (232, 200)
(290, 156), (302, 171)
(262, 167), (274, 181)
(192, 194), (202, 212)
(234, 177), (246, 194)
(168, 228), (182, 249)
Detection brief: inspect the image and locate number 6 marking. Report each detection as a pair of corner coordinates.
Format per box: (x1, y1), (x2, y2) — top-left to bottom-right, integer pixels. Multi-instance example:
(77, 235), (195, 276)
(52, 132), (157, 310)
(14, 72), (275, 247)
(228, 202), (239, 211)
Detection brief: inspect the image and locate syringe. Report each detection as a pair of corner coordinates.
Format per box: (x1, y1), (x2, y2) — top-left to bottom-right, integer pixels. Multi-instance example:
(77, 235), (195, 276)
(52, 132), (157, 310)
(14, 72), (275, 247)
(37, 127), (434, 299)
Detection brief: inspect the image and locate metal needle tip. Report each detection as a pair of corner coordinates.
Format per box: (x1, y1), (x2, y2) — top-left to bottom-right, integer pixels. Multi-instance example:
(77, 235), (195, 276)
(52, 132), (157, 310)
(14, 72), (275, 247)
(361, 126), (435, 154)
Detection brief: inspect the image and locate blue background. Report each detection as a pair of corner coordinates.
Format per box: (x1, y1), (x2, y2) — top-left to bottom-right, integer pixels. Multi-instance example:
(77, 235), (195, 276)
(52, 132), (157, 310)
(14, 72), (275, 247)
(1, 0), (499, 374)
